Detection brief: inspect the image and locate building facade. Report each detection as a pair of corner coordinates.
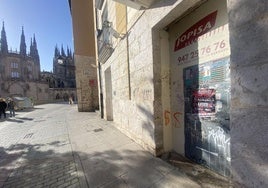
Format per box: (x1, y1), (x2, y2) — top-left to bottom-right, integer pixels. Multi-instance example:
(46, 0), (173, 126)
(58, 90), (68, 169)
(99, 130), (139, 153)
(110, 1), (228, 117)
(0, 23), (40, 83)
(0, 22), (77, 104)
(69, 0), (268, 186)
(41, 45), (77, 101)
(52, 45), (76, 88)
(68, 0), (99, 112)
(0, 22), (51, 103)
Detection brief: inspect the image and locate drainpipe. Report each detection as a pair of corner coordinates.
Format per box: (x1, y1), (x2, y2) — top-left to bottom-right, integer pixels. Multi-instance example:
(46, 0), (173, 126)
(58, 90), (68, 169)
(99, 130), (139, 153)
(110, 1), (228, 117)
(126, 6), (131, 100)
(98, 61), (104, 118)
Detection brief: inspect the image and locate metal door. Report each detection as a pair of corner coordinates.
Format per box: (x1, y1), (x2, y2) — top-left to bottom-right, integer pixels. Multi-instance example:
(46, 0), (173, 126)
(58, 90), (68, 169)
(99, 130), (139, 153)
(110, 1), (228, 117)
(184, 57), (231, 177)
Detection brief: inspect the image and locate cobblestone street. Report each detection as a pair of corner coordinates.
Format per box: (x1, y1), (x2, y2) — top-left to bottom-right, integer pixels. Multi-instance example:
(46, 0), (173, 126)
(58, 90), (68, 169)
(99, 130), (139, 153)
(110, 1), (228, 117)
(0, 104), (81, 188)
(3, 160), (79, 188)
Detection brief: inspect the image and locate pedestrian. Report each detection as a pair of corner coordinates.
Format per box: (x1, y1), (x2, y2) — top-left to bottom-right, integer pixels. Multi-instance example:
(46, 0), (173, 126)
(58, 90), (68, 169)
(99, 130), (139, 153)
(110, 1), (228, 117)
(7, 98), (15, 117)
(0, 98), (7, 119)
(69, 96), (73, 105)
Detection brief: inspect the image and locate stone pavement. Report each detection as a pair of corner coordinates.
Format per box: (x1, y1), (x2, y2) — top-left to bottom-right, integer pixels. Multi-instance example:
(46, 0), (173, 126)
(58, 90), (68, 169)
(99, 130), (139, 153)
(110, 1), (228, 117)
(0, 104), (80, 188)
(0, 104), (233, 187)
(65, 107), (203, 188)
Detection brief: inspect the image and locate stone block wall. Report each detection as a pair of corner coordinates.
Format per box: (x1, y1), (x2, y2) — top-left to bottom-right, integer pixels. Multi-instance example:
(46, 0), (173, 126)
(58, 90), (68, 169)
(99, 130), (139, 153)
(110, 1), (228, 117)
(75, 55), (99, 112)
(0, 81), (50, 104)
(100, 0), (204, 155)
(101, 4), (157, 153)
(228, 0), (268, 187)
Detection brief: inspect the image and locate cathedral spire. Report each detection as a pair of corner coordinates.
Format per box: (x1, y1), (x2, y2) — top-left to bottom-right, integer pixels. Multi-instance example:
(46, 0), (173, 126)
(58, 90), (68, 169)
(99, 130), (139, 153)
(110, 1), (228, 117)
(54, 44), (60, 57)
(30, 34), (39, 61)
(30, 38), (34, 56)
(67, 46), (70, 57)
(20, 26), (27, 56)
(61, 44), (66, 57)
(1, 22), (8, 54)
(33, 34), (37, 48)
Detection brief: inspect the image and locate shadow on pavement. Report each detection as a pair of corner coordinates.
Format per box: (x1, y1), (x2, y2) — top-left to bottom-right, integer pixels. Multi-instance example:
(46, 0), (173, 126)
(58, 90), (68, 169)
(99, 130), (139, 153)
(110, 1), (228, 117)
(0, 139), (200, 188)
(16, 117), (34, 121)
(0, 139), (239, 188)
(0, 141), (80, 188)
(16, 107), (44, 113)
(1, 116), (35, 124)
(5, 118), (24, 123)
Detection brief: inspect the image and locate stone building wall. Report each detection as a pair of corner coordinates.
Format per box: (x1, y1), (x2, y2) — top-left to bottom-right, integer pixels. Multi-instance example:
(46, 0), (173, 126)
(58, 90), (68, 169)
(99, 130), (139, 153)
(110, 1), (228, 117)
(96, 0), (268, 185)
(70, 0), (99, 112)
(0, 81), (49, 104)
(100, 1), (155, 153)
(100, 0), (202, 155)
(228, 0), (268, 187)
(0, 80), (77, 105)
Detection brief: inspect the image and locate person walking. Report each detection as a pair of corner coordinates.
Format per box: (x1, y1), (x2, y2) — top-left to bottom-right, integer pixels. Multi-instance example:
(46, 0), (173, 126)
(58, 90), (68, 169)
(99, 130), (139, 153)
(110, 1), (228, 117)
(7, 98), (15, 117)
(0, 98), (7, 119)
(69, 96), (73, 105)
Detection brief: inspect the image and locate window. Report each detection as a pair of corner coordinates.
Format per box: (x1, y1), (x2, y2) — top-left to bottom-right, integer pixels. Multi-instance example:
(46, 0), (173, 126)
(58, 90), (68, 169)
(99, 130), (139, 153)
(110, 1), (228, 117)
(11, 62), (19, 68)
(11, 72), (19, 78)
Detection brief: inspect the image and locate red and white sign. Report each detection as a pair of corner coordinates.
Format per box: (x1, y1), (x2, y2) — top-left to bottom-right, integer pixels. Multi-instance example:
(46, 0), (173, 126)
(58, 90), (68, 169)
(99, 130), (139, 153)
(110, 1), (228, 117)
(192, 89), (216, 117)
(172, 6), (230, 65)
(174, 11), (217, 52)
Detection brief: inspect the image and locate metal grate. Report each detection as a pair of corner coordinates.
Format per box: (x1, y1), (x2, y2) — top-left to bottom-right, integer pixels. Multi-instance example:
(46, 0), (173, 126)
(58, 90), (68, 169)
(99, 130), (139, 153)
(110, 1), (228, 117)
(93, 128), (103, 132)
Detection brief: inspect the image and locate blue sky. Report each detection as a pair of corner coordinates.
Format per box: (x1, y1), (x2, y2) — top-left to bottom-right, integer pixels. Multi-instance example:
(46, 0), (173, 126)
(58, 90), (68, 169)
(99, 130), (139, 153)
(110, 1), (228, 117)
(0, 0), (73, 72)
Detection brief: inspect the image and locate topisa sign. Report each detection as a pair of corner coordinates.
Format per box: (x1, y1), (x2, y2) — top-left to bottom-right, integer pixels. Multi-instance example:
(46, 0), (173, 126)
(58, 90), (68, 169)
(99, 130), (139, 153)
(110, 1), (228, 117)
(174, 11), (218, 52)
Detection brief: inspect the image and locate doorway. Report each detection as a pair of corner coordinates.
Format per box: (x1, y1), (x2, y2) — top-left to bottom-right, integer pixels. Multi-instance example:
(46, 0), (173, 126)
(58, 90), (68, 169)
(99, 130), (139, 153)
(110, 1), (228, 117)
(167, 0), (231, 177)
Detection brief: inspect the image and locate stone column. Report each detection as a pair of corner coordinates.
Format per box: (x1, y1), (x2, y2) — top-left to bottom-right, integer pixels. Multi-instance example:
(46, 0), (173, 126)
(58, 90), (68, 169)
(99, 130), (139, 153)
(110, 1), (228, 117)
(228, 0), (268, 187)
(70, 0), (99, 112)
(75, 55), (99, 112)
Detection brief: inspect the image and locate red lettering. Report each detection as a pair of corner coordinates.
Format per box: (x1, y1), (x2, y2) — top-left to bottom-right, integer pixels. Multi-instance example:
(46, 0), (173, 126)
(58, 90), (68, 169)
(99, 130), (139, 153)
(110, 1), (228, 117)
(174, 11), (218, 52)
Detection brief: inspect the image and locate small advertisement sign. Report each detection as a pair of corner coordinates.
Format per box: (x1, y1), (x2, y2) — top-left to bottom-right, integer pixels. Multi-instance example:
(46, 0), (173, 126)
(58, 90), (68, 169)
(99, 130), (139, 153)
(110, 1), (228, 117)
(192, 89), (216, 117)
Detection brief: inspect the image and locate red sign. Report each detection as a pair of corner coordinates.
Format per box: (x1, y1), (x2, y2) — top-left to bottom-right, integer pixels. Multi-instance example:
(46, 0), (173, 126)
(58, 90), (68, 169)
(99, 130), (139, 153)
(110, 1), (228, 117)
(192, 89), (216, 116)
(174, 11), (217, 52)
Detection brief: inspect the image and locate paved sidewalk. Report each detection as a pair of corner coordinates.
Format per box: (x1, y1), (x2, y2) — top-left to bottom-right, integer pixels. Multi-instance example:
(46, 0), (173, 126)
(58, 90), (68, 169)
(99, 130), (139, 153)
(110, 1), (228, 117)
(65, 107), (233, 188)
(0, 104), (233, 187)
(65, 107), (201, 188)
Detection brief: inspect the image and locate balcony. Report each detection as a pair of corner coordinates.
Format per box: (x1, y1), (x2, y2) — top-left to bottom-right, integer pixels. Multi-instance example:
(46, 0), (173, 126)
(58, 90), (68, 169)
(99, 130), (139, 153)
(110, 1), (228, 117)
(97, 28), (114, 64)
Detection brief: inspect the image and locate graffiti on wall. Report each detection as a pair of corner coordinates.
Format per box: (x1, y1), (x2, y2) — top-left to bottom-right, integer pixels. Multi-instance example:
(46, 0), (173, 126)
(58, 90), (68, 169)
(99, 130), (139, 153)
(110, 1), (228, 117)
(164, 110), (182, 128)
(133, 88), (152, 100)
(183, 57), (231, 177)
(89, 79), (97, 87)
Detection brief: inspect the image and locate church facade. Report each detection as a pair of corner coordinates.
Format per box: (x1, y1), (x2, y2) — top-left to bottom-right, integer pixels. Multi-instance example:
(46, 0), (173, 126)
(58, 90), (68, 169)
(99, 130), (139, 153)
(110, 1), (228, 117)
(0, 22), (76, 104)
(0, 22), (50, 103)
(41, 45), (76, 101)
(0, 23), (40, 82)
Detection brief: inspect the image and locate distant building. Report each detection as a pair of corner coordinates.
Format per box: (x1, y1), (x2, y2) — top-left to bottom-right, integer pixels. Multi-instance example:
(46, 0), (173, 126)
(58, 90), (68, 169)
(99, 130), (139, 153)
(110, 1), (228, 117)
(53, 45), (76, 88)
(0, 22), (50, 103)
(0, 22), (76, 104)
(41, 45), (76, 101)
(41, 45), (75, 88)
(0, 22), (40, 83)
